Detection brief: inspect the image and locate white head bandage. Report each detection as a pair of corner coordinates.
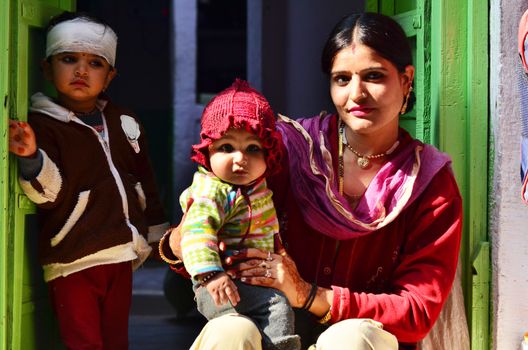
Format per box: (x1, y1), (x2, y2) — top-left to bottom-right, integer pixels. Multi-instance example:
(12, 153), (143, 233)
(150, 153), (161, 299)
(46, 17), (118, 66)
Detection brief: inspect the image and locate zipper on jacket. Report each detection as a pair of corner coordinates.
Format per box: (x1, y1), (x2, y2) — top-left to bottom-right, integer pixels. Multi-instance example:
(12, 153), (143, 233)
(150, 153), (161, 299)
(72, 115), (138, 235)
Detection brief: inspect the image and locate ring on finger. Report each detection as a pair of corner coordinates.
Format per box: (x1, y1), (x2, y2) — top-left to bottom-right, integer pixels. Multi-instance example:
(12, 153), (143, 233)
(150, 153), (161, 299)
(259, 261), (270, 269)
(264, 269), (272, 278)
(267, 251), (273, 261)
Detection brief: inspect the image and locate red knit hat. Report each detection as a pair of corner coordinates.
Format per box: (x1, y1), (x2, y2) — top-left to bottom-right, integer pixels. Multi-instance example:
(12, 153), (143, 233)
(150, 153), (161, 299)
(191, 79), (283, 177)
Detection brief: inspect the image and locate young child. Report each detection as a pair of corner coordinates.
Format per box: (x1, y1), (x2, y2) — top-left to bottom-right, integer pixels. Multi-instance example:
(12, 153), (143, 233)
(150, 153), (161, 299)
(8, 12), (167, 349)
(179, 79), (300, 350)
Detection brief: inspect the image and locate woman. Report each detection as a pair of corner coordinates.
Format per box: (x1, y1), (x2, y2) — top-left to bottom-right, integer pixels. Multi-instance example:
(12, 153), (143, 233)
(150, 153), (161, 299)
(163, 12), (462, 350)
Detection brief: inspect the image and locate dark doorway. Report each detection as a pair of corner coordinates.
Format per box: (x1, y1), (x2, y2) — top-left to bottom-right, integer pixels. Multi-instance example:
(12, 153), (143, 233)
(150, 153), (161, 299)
(77, 0), (173, 216)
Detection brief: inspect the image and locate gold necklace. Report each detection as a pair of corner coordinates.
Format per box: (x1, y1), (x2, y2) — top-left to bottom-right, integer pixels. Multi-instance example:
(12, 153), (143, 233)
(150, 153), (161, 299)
(338, 122), (344, 195)
(338, 121), (363, 199)
(340, 123), (399, 169)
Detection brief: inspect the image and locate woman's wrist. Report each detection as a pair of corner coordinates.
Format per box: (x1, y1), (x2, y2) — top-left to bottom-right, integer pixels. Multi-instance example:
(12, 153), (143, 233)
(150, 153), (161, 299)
(158, 229), (181, 264)
(292, 280), (313, 308)
(301, 283), (318, 310)
(306, 286), (333, 320)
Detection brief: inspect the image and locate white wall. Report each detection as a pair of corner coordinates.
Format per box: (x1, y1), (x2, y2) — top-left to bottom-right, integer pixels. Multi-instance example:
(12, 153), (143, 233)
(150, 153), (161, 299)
(172, 1), (203, 219)
(490, 1), (528, 349)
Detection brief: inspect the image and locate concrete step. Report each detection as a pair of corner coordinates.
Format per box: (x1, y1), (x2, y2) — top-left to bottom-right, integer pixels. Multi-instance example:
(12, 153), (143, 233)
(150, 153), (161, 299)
(129, 260), (206, 349)
(129, 315), (206, 350)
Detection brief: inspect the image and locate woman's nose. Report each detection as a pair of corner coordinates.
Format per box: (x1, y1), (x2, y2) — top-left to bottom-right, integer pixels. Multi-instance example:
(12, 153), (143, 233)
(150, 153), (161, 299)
(348, 78), (367, 102)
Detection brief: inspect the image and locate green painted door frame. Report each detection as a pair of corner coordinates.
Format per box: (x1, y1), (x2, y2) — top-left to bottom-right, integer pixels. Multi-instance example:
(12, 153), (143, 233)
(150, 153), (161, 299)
(0, 0), (12, 349)
(366, 1), (490, 349)
(1, 1), (74, 349)
(433, 1), (490, 349)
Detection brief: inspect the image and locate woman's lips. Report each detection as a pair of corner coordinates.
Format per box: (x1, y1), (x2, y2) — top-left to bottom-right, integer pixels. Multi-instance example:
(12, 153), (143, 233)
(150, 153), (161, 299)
(348, 106), (374, 117)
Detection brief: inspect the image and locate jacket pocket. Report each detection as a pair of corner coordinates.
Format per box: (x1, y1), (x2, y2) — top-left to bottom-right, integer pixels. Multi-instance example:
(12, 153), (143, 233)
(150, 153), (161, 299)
(50, 190), (91, 247)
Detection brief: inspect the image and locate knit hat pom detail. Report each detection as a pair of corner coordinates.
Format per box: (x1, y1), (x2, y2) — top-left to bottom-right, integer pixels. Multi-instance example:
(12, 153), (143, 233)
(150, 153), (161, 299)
(191, 79), (283, 177)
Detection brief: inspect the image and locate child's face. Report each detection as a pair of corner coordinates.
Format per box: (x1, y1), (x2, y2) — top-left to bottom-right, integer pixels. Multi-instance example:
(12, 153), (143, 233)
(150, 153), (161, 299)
(42, 52), (116, 113)
(209, 129), (267, 186)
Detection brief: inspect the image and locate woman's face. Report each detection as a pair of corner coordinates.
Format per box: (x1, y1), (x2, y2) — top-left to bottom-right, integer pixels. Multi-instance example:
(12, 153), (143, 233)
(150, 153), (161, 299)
(329, 43), (414, 137)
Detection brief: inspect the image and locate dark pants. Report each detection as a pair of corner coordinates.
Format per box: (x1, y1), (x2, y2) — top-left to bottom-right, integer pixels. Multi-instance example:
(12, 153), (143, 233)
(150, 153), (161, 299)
(48, 262), (132, 350)
(195, 280), (301, 350)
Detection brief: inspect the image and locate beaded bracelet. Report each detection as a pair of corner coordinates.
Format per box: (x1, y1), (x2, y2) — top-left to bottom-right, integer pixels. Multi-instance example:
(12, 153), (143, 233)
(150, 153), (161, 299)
(301, 283), (318, 311)
(197, 271), (220, 286)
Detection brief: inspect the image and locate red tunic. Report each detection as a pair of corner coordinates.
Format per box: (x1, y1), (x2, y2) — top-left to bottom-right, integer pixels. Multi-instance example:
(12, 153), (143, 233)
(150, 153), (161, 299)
(269, 115), (462, 347)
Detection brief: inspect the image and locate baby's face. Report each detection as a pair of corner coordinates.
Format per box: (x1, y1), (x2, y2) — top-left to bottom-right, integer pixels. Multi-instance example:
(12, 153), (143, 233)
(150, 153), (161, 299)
(208, 128), (267, 186)
(43, 51), (116, 113)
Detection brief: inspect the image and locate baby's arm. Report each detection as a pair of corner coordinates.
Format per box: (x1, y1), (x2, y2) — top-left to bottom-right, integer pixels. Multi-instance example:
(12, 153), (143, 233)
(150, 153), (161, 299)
(199, 271), (240, 307)
(8, 120), (37, 157)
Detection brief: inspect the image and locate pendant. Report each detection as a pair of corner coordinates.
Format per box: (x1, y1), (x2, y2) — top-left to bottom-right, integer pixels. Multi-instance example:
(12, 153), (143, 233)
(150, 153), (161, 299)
(357, 157), (370, 169)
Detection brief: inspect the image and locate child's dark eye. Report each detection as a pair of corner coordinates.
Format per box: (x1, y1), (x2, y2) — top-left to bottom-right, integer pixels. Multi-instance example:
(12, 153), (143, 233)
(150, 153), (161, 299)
(217, 144), (234, 153)
(246, 144), (263, 154)
(60, 55), (77, 64)
(90, 60), (105, 68)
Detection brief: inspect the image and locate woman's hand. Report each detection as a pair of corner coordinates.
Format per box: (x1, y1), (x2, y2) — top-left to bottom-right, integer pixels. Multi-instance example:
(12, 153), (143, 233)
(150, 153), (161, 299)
(168, 225), (183, 260)
(225, 248), (311, 308)
(8, 120), (37, 157)
(203, 272), (240, 306)
(168, 198), (195, 260)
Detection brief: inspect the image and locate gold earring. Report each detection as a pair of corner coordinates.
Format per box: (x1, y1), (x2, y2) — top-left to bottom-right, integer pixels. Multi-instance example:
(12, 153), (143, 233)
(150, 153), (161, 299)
(400, 86), (413, 115)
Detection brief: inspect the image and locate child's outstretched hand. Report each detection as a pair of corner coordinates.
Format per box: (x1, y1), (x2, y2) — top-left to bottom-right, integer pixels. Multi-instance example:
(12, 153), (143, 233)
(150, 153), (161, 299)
(8, 120), (37, 157)
(203, 271), (240, 307)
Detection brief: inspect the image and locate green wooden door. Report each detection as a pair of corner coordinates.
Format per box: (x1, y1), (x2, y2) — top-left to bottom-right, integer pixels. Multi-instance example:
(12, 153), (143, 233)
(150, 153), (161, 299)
(0, 0), (12, 348)
(366, 1), (490, 349)
(1, 1), (74, 349)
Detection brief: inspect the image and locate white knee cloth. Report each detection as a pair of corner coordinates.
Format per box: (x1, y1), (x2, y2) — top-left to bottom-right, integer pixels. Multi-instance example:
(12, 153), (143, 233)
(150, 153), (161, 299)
(190, 314), (398, 350)
(314, 319), (398, 350)
(190, 313), (262, 350)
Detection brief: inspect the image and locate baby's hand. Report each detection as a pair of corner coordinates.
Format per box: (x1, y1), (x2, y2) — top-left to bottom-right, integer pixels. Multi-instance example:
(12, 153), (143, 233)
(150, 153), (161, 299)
(8, 120), (37, 157)
(203, 272), (240, 307)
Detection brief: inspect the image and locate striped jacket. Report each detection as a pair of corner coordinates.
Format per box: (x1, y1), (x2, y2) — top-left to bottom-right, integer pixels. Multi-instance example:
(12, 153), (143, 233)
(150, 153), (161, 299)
(180, 167), (278, 279)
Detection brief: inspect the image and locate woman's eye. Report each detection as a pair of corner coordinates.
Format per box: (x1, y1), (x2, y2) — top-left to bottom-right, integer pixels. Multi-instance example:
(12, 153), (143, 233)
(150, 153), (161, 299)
(365, 71), (384, 81)
(333, 75), (350, 86)
(246, 144), (263, 154)
(218, 144), (234, 153)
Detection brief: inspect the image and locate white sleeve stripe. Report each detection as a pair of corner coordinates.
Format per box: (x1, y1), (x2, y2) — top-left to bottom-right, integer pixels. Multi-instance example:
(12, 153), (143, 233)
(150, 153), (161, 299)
(19, 149), (63, 204)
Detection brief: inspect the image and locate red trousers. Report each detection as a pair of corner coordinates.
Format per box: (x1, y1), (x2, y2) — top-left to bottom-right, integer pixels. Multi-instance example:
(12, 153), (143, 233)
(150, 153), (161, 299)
(48, 261), (132, 350)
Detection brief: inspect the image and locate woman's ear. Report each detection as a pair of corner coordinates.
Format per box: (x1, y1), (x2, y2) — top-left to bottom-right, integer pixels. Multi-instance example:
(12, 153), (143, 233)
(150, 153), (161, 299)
(402, 65), (415, 89)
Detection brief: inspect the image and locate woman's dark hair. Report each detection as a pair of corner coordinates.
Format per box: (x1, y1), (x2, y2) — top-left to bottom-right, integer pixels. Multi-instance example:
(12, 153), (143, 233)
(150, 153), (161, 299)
(321, 12), (415, 112)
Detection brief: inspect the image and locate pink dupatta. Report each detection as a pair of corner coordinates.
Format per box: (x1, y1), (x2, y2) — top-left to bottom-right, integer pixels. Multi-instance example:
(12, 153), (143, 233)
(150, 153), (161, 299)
(276, 113), (452, 240)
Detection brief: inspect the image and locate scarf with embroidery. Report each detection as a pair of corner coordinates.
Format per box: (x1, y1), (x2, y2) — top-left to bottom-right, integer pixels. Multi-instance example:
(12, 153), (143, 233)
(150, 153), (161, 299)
(276, 113), (452, 239)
